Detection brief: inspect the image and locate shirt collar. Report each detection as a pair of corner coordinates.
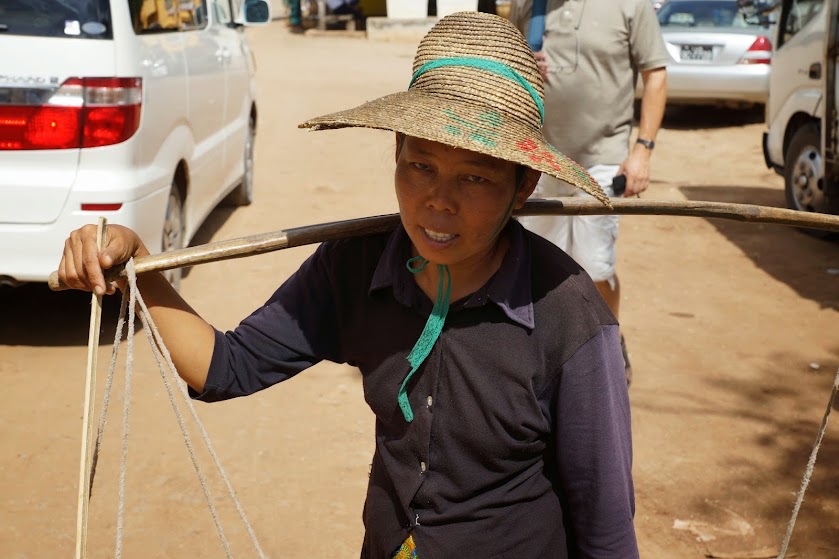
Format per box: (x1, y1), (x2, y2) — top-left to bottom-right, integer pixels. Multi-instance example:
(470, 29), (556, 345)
(369, 221), (535, 330)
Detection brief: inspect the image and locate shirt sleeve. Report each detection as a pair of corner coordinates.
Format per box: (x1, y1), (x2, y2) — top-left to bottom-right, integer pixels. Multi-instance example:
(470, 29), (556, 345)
(192, 242), (344, 402)
(629, 0), (670, 71)
(554, 324), (639, 559)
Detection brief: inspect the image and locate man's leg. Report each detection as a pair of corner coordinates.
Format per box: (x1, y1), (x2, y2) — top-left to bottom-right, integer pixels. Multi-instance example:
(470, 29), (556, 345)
(594, 275), (619, 319)
(595, 275), (631, 384)
(288, 0), (304, 32)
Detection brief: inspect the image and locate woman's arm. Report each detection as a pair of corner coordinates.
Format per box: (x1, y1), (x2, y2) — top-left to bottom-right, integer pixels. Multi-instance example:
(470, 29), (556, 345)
(554, 325), (639, 558)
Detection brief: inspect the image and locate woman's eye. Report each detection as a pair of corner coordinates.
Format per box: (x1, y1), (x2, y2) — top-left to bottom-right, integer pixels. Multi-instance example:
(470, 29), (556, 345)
(464, 175), (487, 184)
(411, 162), (432, 172)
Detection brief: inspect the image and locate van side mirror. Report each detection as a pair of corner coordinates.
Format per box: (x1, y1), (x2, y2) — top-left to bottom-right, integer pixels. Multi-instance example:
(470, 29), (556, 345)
(240, 0), (271, 25)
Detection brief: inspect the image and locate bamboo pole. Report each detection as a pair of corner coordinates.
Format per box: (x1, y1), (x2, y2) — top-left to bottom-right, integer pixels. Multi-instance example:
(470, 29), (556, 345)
(48, 199), (839, 291)
(74, 217), (107, 559)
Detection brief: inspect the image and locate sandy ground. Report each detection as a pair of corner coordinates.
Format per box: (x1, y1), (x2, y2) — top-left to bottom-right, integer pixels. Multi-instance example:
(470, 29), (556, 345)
(2, 22), (839, 559)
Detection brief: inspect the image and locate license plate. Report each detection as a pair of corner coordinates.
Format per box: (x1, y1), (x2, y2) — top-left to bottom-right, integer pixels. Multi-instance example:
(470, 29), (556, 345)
(680, 45), (713, 62)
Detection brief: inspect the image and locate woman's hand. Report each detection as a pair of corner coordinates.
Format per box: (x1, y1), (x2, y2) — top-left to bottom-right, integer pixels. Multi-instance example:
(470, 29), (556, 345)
(58, 224), (150, 296)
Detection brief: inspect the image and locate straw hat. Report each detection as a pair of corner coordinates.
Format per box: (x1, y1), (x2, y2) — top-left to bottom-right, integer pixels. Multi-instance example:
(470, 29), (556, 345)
(299, 11), (608, 206)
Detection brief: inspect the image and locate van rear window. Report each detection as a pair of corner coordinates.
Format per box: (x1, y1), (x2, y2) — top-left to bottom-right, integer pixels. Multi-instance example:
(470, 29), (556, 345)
(128, 0), (209, 34)
(0, 0), (113, 39)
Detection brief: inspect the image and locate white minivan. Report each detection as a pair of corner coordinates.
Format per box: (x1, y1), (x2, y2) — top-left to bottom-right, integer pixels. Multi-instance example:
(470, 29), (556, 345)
(763, 0), (838, 227)
(0, 0), (270, 286)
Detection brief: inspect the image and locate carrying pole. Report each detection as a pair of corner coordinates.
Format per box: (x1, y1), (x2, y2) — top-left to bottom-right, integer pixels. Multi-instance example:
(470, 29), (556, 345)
(48, 199), (839, 291)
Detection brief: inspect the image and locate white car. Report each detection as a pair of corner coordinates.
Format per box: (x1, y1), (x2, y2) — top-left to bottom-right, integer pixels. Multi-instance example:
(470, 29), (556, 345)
(0, 0), (270, 287)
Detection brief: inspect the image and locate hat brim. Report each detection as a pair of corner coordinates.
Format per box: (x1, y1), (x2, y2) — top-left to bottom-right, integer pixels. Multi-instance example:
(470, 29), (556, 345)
(299, 90), (610, 206)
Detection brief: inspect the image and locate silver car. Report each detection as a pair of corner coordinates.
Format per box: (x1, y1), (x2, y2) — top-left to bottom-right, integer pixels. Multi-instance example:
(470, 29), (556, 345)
(656, 0), (774, 107)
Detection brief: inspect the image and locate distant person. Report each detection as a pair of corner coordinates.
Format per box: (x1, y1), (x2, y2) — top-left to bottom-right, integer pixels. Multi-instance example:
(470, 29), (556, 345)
(287, 0), (304, 33)
(510, 0), (669, 384)
(57, 12), (638, 558)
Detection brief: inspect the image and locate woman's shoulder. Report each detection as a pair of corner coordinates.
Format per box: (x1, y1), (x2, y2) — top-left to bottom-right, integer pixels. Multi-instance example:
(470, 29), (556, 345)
(524, 229), (616, 327)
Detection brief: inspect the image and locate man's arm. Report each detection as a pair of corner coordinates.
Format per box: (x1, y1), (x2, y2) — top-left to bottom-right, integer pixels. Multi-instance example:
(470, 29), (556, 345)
(618, 67), (666, 196)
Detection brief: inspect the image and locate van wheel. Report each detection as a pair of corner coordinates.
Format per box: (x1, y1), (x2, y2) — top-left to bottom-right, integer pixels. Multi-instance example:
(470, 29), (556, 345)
(162, 185), (185, 290)
(223, 115), (255, 207)
(784, 122), (832, 238)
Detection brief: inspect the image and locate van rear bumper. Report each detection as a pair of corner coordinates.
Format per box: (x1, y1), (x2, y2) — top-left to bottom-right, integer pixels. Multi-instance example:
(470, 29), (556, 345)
(0, 185), (169, 283)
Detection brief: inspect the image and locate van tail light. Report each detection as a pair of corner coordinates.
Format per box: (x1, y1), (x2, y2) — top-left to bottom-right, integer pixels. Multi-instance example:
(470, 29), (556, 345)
(0, 77), (142, 150)
(738, 36), (772, 65)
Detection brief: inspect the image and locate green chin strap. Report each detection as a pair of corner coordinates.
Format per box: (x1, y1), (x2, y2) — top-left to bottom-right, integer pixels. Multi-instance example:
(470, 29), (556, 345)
(398, 258), (451, 422)
(397, 175), (523, 423)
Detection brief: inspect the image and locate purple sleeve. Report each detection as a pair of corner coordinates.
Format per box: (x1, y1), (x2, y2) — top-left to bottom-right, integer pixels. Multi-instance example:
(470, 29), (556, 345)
(192, 243), (343, 402)
(555, 324), (639, 559)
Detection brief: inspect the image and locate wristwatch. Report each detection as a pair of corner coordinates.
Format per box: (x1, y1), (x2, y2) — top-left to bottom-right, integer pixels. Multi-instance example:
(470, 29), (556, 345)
(636, 138), (655, 150)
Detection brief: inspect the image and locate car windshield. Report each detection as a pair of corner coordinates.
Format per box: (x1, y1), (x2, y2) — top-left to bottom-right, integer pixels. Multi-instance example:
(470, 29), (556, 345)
(0, 0), (112, 39)
(658, 0), (761, 28)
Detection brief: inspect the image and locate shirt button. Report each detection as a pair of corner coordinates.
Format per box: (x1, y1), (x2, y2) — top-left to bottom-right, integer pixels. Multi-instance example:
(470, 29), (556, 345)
(427, 395), (433, 407)
(420, 461), (427, 473)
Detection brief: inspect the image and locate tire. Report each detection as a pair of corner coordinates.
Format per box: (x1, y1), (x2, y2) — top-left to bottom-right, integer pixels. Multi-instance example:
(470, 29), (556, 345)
(223, 114), (255, 207)
(784, 122), (832, 238)
(162, 185), (185, 290)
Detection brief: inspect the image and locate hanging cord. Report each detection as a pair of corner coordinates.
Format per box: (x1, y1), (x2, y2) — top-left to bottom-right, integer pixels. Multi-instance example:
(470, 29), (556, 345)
(89, 292), (130, 496)
(398, 258), (451, 422)
(114, 276), (138, 558)
(776, 365), (839, 559)
(86, 260), (267, 558)
(125, 259), (268, 559)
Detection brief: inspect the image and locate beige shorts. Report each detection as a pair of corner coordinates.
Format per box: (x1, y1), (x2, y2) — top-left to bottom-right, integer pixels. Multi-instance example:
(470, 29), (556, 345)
(518, 164), (620, 283)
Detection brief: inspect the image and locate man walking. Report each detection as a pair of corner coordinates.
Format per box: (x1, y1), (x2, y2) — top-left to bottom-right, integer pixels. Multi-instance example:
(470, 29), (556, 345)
(510, 0), (668, 383)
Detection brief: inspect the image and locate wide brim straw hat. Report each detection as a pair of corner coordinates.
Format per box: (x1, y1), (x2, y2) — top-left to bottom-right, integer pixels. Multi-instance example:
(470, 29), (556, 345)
(299, 11), (609, 206)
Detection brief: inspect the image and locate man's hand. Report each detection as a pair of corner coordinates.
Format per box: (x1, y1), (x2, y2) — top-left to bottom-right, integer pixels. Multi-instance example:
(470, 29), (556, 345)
(616, 146), (651, 197)
(534, 50), (549, 83)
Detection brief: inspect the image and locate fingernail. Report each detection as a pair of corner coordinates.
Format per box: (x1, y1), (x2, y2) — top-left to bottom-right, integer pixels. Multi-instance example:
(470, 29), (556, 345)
(94, 285), (104, 296)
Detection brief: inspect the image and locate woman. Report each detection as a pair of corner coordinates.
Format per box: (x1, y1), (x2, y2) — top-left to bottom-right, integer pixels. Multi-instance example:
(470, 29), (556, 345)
(58, 12), (637, 558)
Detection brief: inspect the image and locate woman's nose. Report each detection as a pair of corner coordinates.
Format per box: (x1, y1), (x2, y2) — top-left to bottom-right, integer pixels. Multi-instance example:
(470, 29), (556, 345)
(425, 178), (458, 213)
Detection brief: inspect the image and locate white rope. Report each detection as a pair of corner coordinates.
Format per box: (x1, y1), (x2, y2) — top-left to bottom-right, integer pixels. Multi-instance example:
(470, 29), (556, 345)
(114, 277), (137, 558)
(83, 260), (267, 558)
(125, 260), (268, 559)
(88, 293), (129, 496)
(776, 365), (839, 559)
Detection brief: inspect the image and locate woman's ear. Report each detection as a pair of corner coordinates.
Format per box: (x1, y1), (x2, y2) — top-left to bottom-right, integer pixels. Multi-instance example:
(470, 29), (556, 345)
(514, 168), (541, 208)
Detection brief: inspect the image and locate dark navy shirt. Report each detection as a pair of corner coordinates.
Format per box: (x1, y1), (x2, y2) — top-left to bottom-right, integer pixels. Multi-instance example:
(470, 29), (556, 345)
(193, 220), (638, 559)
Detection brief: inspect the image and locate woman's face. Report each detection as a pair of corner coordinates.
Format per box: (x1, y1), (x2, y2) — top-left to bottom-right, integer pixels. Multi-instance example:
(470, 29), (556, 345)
(395, 136), (537, 273)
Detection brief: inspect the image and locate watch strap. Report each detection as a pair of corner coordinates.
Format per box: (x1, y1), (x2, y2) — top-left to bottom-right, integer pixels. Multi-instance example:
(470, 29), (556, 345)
(636, 138), (655, 150)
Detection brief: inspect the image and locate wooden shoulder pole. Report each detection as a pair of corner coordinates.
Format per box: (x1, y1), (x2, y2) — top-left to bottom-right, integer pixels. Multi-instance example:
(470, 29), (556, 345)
(74, 217), (107, 559)
(48, 199), (839, 291)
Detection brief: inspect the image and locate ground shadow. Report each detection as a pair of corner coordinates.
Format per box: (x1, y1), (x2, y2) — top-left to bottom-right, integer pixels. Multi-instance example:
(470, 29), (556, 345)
(0, 283), (127, 347)
(181, 205), (236, 280)
(641, 346), (839, 555)
(680, 185), (839, 310)
(0, 205), (237, 347)
(636, 103), (765, 130)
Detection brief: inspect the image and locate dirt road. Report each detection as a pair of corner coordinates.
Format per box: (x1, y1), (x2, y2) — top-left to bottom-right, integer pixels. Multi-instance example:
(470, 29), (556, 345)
(2, 22), (838, 558)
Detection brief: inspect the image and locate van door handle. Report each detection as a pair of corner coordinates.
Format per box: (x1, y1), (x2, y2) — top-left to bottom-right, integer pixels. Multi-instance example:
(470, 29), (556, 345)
(808, 62), (821, 79)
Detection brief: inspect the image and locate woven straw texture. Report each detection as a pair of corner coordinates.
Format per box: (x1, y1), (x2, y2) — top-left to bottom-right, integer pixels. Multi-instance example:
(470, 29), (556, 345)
(299, 11), (608, 205)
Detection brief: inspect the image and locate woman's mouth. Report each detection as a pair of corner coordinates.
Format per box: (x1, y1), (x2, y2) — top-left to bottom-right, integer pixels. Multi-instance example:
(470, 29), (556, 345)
(423, 228), (457, 244)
